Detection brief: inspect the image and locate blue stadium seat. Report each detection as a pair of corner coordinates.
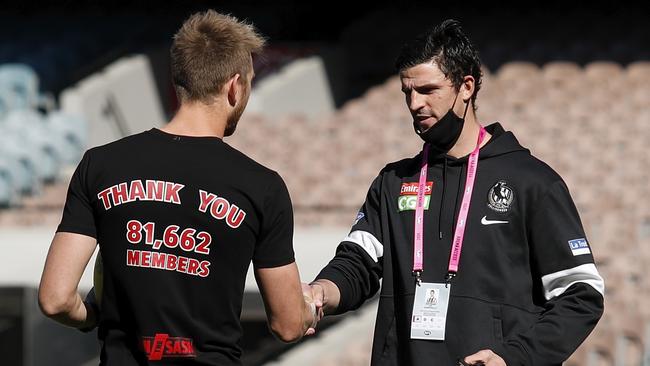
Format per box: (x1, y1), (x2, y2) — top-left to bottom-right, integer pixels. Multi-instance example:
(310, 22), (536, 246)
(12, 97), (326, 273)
(1, 110), (59, 183)
(0, 156), (18, 207)
(47, 111), (87, 164)
(0, 64), (39, 110)
(0, 132), (40, 196)
(0, 63), (54, 112)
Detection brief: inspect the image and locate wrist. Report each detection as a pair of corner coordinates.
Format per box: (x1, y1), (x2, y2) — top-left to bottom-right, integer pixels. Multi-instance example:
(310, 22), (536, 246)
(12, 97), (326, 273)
(310, 279), (339, 314)
(309, 280), (326, 302)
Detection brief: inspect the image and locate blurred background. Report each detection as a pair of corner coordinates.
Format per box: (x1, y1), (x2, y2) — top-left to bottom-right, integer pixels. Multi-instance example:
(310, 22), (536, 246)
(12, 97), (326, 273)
(0, 1), (648, 365)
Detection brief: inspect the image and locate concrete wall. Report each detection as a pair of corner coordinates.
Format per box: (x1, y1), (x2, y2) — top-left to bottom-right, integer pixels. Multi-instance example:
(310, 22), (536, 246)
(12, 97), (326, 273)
(60, 55), (165, 149)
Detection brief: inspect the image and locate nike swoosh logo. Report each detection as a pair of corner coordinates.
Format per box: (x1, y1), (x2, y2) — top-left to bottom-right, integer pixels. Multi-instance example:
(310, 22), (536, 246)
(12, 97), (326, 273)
(481, 216), (508, 225)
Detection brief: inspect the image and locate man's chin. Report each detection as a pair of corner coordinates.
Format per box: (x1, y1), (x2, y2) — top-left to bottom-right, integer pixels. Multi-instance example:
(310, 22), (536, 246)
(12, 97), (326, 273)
(414, 120), (434, 134)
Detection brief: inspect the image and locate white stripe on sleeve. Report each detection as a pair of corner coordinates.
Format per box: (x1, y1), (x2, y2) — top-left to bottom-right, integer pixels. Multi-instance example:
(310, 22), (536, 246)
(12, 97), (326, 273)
(343, 230), (384, 262)
(541, 263), (605, 300)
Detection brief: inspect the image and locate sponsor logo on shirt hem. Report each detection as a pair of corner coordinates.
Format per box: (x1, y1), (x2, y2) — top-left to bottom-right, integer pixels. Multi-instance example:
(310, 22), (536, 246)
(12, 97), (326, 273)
(142, 334), (196, 360)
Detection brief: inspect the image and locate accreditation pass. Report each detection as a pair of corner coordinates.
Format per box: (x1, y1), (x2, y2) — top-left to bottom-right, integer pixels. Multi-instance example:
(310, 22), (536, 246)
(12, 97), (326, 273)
(410, 282), (450, 340)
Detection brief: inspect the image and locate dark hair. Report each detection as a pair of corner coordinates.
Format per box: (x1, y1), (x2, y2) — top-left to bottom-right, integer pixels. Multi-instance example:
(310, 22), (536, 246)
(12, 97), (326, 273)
(395, 19), (482, 110)
(171, 10), (266, 103)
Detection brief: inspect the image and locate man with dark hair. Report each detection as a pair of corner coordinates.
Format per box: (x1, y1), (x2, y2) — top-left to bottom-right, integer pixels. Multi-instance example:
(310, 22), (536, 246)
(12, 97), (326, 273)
(39, 10), (317, 365)
(304, 19), (604, 365)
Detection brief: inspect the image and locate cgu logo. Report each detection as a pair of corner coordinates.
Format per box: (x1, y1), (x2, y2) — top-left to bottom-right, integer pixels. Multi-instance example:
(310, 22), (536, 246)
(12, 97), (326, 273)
(398, 182), (434, 212)
(142, 334), (196, 361)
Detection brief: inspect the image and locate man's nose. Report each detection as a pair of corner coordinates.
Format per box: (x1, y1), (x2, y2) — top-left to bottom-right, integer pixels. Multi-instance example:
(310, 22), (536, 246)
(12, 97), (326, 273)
(408, 91), (425, 112)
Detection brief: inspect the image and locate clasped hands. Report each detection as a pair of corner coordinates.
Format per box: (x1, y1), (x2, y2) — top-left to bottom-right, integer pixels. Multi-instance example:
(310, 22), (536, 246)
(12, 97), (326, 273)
(301, 281), (327, 336)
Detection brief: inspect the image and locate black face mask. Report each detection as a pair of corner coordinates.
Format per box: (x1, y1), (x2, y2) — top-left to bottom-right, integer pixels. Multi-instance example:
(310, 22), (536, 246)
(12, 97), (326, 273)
(413, 92), (470, 154)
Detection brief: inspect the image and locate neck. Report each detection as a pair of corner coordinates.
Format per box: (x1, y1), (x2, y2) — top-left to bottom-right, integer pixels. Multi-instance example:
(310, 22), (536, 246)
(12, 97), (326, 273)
(447, 113), (491, 159)
(162, 101), (228, 138)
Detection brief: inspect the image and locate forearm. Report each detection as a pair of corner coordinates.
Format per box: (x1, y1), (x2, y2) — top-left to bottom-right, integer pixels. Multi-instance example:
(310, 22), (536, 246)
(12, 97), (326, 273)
(315, 242), (382, 314)
(39, 232), (99, 330)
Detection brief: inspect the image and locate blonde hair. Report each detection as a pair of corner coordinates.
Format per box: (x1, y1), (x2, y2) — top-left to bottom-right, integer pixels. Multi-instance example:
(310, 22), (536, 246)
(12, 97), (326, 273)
(171, 10), (265, 102)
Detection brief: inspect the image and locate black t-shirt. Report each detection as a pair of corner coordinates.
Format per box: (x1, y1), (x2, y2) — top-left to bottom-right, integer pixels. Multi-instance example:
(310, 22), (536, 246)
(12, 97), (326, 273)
(57, 128), (295, 365)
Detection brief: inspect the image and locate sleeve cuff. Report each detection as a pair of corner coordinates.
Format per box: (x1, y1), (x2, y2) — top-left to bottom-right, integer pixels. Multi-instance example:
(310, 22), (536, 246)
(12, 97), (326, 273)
(56, 225), (97, 239)
(252, 256), (295, 269)
(315, 266), (354, 315)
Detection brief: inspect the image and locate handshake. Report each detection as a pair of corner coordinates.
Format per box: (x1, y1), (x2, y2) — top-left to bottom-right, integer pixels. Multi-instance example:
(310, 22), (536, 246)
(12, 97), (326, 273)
(300, 280), (336, 337)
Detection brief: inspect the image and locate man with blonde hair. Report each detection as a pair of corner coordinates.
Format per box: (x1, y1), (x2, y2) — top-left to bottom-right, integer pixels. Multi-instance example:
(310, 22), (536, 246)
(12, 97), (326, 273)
(39, 10), (317, 365)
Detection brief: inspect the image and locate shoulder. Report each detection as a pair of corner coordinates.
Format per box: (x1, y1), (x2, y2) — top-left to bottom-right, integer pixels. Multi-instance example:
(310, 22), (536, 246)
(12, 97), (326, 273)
(496, 150), (575, 213)
(380, 154), (421, 180)
(83, 131), (150, 160)
(511, 151), (565, 188)
(221, 141), (280, 178)
(357, 155), (421, 194)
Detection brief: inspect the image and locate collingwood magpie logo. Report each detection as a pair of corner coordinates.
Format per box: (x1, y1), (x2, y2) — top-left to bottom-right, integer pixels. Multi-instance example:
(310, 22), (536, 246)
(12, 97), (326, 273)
(487, 181), (513, 213)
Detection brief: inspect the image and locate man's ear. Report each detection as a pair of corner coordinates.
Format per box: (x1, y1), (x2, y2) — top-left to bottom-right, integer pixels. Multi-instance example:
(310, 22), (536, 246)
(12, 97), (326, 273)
(226, 73), (242, 107)
(462, 75), (475, 102)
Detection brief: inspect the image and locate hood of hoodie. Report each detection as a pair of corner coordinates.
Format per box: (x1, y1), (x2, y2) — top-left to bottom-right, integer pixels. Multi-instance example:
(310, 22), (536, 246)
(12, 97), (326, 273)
(420, 122), (529, 240)
(424, 122), (528, 165)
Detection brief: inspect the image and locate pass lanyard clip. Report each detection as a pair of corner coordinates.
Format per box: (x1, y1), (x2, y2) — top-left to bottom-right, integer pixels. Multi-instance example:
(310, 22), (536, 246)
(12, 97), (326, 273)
(413, 270), (422, 286)
(444, 272), (456, 287)
(412, 127), (486, 285)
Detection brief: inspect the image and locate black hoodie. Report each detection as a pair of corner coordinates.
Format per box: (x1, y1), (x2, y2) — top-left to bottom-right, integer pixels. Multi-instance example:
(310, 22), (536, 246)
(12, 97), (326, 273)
(316, 123), (604, 365)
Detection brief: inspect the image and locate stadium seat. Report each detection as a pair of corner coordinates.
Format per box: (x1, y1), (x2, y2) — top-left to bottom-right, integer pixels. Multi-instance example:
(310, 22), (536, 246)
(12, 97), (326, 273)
(0, 64), (38, 110)
(0, 132), (40, 196)
(541, 61), (581, 88)
(626, 61), (650, 84)
(0, 157), (18, 207)
(0, 63), (54, 111)
(2, 109), (61, 182)
(496, 61), (541, 84)
(47, 111), (88, 164)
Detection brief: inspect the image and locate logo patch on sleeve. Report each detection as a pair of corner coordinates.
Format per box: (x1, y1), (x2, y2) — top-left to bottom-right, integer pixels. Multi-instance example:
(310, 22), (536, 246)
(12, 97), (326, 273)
(398, 182), (433, 212)
(568, 238), (591, 256)
(354, 211), (365, 225)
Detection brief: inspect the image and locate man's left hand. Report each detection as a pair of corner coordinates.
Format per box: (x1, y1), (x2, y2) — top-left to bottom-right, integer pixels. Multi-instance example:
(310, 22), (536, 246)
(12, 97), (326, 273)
(463, 349), (506, 366)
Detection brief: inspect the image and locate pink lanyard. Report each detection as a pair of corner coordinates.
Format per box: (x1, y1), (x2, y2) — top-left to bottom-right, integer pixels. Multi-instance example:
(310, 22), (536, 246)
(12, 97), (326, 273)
(413, 127), (486, 284)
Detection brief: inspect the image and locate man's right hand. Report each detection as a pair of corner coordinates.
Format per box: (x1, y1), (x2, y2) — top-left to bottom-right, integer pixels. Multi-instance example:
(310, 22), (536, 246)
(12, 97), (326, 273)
(301, 285), (322, 336)
(301, 279), (340, 335)
(255, 263), (322, 343)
